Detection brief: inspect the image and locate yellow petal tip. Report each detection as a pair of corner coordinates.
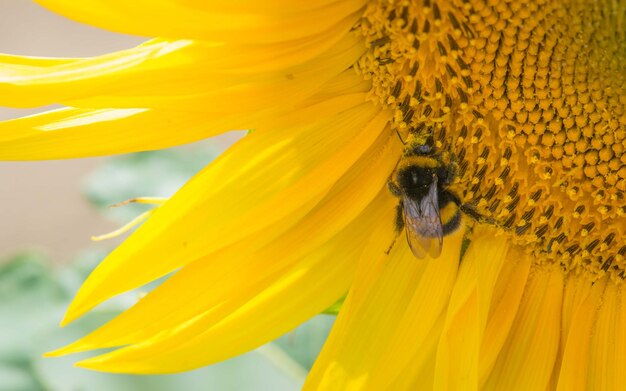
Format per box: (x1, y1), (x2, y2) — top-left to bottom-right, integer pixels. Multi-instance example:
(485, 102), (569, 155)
(59, 313), (76, 327)
(42, 347), (66, 358)
(74, 359), (96, 370)
(60, 300), (92, 327)
(43, 340), (87, 357)
(74, 356), (121, 373)
(42, 350), (57, 358)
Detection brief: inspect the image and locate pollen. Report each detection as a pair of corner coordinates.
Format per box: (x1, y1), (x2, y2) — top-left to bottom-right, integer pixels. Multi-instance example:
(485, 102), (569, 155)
(358, 0), (626, 281)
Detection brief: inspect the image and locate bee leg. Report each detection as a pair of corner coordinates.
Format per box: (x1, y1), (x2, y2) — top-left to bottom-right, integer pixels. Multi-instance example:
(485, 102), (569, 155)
(458, 203), (481, 220)
(385, 202), (404, 255)
(395, 129), (408, 145)
(384, 236), (398, 255)
(441, 161), (457, 185)
(459, 203), (496, 225)
(447, 193), (494, 224)
(388, 181), (402, 197)
(394, 201), (405, 232)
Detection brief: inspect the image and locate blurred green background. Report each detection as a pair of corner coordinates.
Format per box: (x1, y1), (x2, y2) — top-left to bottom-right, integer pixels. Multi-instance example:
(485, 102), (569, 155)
(0, 141), (336, 391)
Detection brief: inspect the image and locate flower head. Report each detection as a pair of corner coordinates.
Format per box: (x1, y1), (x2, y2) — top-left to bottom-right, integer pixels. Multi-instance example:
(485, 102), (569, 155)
(1, 0), (625, 389)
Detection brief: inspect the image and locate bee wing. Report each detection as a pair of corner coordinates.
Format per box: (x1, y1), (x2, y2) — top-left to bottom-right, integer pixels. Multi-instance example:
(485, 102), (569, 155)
(402, 176), (444, 259)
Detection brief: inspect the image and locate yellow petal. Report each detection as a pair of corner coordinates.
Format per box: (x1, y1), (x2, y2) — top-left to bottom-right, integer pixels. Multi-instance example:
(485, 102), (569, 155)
(549, 273), (595, 387)
(48, 114), (401, 356)
(1, 22), (361, 110)
(0, 108), (227, 160)
(163, 1), (344, 13)
(35, 0), (367, 43)
(304, 227), (465, 390)
(75, 189), (395, 373)
(432, 227), (510, 391)
(389, 313), (446, 390)
(585, 280), (626, 390)
(478, 245), (531, 386)
(434, 280), (479, 391)
(0, 40), (186, 108)
(0, 71), (369, 160)
(556, 275), (607, 391)
(61, 103), (390, 324)
(482, 265), (563, 391)
(68, 32), (366, 113)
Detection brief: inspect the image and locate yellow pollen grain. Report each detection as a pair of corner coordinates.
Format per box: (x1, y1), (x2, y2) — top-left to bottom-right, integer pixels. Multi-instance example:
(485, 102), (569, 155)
(358, 0), (626, 280)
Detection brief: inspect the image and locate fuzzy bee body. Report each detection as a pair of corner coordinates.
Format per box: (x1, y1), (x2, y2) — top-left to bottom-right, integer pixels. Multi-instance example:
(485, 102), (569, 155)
(388, 139), (464, 259)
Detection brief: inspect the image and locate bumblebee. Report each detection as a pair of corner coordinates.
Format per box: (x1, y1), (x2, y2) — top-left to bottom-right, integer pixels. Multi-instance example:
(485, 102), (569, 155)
(388, 137), (476, 259)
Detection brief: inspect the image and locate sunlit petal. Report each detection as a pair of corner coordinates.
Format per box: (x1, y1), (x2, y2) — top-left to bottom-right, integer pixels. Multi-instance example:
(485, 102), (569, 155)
(1, 31), (365, 111)
(49, 114), (401, 356)
(585, 281), (626, 390)
(555, 275), (607, 391)
(305, 228), (464, 390)
(35, 0), (367, 43)
(61, 103), (391, 324)
(482, 266), (563, 390)
(74, 190), (395, 373)
(432, 227), (511, 390)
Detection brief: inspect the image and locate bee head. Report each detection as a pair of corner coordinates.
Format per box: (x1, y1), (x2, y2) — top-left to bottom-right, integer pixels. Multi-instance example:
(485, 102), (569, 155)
(397, 165), (436, 198)
(406, 135), (435, 156)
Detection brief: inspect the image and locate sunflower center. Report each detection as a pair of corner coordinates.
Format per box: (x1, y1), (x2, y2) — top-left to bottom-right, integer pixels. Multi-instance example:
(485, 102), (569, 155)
(357, 0), (626, 281)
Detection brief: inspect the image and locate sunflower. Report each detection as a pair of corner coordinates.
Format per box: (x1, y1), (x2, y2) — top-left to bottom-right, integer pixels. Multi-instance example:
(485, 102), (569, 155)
(2, 0), (625, 389)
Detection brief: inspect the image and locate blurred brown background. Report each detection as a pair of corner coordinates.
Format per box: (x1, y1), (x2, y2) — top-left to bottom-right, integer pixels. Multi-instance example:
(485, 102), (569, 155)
(0, 1), (144, 261)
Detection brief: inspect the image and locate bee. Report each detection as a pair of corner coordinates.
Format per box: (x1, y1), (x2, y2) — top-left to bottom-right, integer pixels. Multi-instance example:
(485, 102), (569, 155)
(387, 136), (479, 258)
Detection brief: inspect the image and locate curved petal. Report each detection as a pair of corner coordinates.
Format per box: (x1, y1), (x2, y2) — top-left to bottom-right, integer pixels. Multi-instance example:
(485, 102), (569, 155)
(74, 189), (397, 373)
(0, 107), (229, 160)
(61, 104), (392, 324)
(363, 228), (529, 390)
(584, 280), (626, 390)
(478, 246), (531, 386)
(165, 1), (342, 13)
(34, 0), (367, 43)
(550, 273), (596, 387)
(1, 22), (362, 109)
(1, 40), (184, 108)
(73, 189), (394, 373)
(66, 32), (367, 113)
(0, 28), (364, 112)
(432, 227), (511, 391)
(304, 227), (465, 390)
(48, 115), (401, 356)
(0, 73), (369, 160)
(481, 265), (563, 391)
(555, 275), (607, 391)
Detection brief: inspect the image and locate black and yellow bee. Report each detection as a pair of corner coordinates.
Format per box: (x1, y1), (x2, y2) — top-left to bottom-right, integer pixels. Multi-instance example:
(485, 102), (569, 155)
(388, 136), (481, 258)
